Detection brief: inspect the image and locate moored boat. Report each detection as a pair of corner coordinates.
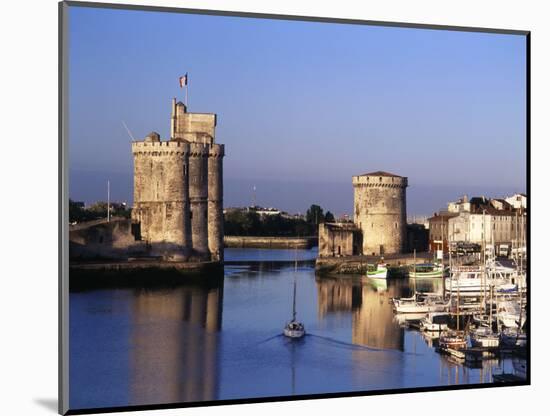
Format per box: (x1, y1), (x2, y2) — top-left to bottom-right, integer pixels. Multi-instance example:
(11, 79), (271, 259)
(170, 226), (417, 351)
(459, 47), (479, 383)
(497, 300), (526, 329)
(439, 330), (467, 349)
(500, 327), (527, 348)
(470, 326), (500, 348)
(392, 294), (449, 314)
(410, 263), (444, 278)
(366, 263), (388, 279)
(420, 312), (449, 332)
(444, 265), (508, 295)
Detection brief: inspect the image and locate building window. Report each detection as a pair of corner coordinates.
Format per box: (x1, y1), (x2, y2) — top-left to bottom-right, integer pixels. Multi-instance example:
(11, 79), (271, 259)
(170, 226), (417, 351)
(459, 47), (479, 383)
(190, 211), (193, 219)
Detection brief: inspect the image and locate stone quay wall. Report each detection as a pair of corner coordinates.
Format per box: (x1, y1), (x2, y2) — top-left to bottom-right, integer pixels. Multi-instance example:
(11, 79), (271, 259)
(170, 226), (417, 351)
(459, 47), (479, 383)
(224, 236), (317, 249)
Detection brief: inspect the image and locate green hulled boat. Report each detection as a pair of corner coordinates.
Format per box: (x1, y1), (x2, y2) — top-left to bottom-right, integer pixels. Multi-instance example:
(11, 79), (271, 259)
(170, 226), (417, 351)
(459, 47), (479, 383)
(366, 263), (388, 279)
(409, 263), (444, 278)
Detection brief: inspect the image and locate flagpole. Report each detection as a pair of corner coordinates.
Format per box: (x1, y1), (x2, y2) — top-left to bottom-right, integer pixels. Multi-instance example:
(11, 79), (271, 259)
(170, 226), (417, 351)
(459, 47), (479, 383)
(186, 74), (189, 108)
(107, 180), (110, 223)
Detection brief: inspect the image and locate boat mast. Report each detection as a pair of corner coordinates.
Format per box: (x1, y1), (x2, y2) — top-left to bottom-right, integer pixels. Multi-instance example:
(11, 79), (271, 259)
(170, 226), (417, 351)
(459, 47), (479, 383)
(292, 276), (297, 321)
(517, 209), (524, 339)
(481, 209), (486, 315)
(456, 272), (460, 332)
(413, 248), (417, 277)
(456, 248), (460, 332)
(448, 232), (452, 299)
(489, 284), (493, 331)
(292, 249), (297, 321)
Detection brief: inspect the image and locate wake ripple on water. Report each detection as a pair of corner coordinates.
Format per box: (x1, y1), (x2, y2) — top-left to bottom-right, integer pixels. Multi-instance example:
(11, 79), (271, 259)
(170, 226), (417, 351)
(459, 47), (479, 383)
(252, 332), (420, 356)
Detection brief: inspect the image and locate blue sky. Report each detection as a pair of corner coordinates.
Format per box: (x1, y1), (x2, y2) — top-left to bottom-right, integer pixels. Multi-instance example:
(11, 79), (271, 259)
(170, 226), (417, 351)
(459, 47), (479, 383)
(68, 6), (526, 216)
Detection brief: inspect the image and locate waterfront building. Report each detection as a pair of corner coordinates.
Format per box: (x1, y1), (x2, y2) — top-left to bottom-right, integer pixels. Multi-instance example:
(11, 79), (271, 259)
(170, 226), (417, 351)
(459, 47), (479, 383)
(427, 212), (459, 253)
(490, 198), (514, 211)
(448, 208), (526, 247)
(131, 99), (225, 261)
(505, 193), (528, 210)
(447, 211), (493, 245)
(318, 222), (363, 257)
(429, 194), (527, 254)
(448, 195), (472, 213)
(406, 223), (429, 252)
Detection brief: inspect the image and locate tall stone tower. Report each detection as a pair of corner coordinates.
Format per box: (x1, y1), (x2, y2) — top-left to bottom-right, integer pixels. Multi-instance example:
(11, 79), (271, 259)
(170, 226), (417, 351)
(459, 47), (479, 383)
(131, 99), (224, 262)
(352, 171), (407, 256)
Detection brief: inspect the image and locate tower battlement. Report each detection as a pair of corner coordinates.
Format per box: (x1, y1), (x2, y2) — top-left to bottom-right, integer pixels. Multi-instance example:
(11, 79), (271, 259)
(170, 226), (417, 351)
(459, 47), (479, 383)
(208, 143), (225, 158)
(352, 173), (408, 188)
(131, 141), (221, 155)
(132, 140), (190, 154)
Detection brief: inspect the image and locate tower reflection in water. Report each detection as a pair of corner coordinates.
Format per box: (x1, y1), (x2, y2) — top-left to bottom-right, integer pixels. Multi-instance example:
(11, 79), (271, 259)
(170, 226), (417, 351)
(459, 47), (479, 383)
(316, 276), (404, 350)
(129, 281), (223, 406)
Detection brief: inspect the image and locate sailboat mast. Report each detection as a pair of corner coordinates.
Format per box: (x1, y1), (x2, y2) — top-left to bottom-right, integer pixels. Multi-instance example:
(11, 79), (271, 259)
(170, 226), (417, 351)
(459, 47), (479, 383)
(481, 210), (486, 313)
(413, 248), (416, 277)
(457, 275), (460, 332)
(292, 277), (297, 321)
(517, 209), (524, 337)
(292, 250), (297, 321)
(489, 284), (493, 330)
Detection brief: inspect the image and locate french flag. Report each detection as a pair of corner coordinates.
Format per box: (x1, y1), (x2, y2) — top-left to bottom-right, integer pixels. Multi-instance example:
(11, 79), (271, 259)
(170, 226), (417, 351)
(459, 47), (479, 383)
(179, 73), (188, 88)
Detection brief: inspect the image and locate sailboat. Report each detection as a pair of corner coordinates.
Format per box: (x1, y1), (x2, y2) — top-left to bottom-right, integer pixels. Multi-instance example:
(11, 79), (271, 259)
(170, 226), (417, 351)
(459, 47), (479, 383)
(284, 255), (305, 339)
(471, 231), (500, 348)
(439, 249), (467, 350)
(393, 250), (449, 314)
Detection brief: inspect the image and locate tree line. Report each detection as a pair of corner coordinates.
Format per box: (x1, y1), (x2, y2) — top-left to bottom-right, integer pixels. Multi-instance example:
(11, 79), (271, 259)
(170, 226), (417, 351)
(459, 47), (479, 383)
(69, 199), (337, 238)
(224, 204), (335, 237)
(69, 199), (131, 223)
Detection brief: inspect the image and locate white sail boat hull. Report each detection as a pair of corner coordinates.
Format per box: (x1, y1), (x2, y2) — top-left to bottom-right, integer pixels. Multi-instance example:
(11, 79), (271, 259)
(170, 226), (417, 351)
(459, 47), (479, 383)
(283, 327), (305, 338)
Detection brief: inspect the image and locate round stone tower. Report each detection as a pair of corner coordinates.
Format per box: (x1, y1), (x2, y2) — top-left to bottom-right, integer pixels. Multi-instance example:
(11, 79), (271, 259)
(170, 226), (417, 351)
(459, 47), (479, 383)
(352, 171), (408, 256)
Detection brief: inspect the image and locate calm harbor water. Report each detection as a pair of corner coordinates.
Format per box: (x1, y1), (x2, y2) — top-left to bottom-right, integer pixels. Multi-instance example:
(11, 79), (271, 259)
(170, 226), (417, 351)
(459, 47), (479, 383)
(69, 248), (523, 410)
